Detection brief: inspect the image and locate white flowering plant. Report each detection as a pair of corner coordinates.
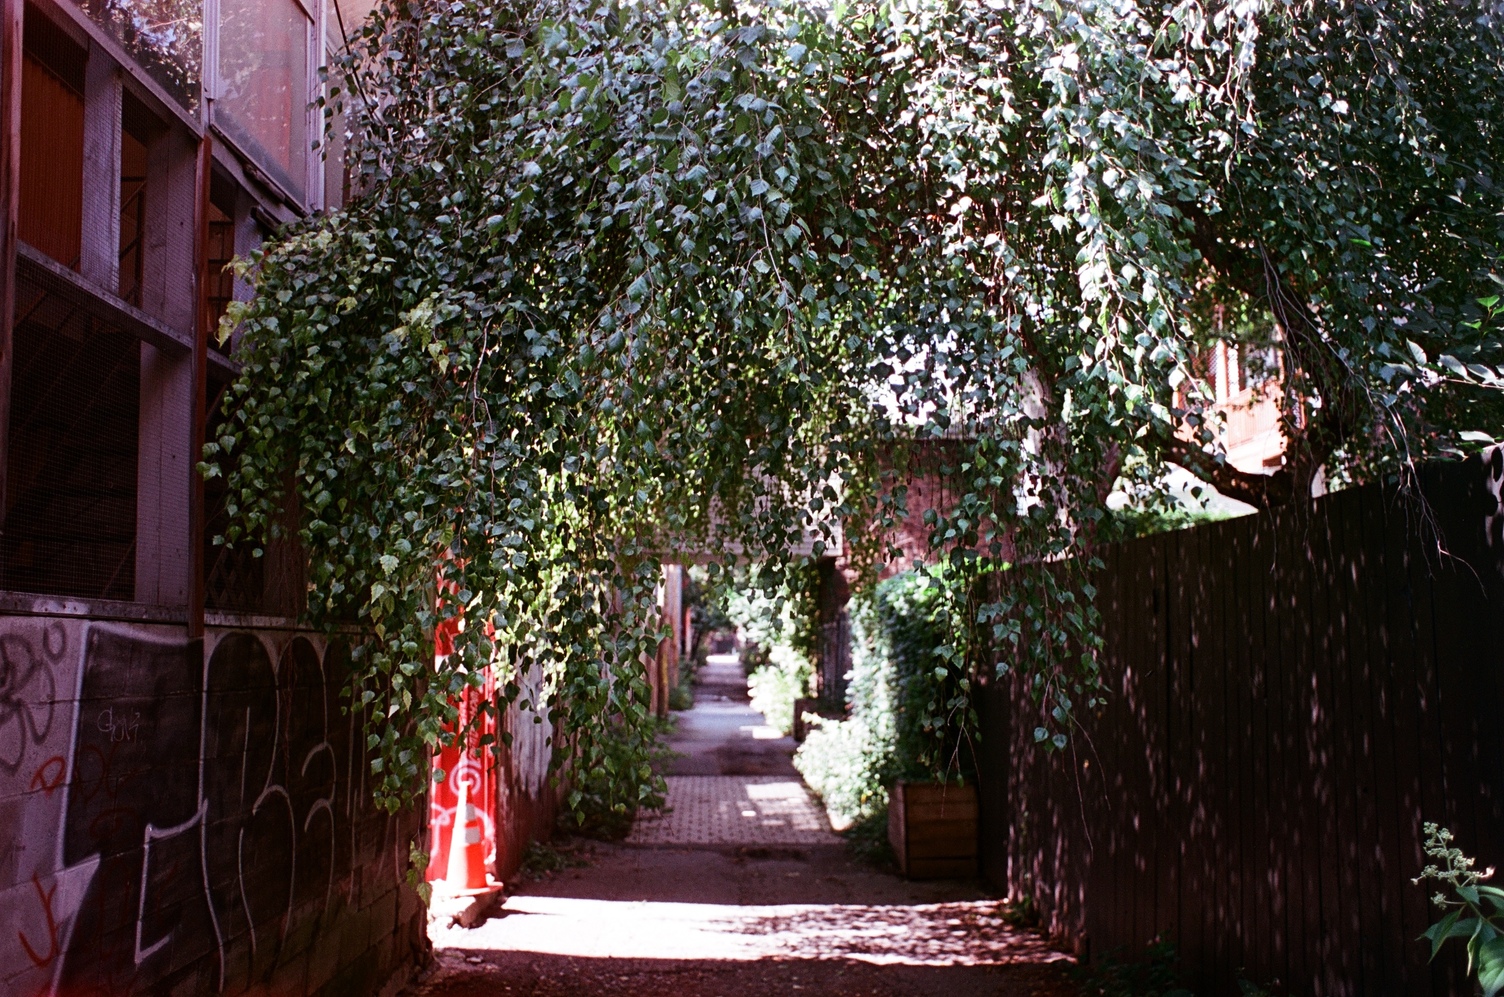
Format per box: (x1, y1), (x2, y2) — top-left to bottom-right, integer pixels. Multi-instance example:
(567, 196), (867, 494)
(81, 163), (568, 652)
(1415, 823), (1504, 995)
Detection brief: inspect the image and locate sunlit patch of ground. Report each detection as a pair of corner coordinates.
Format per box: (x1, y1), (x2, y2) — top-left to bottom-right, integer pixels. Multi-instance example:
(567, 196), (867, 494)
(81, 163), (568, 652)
(435, 895), (1066, 967)
(408, 650), (1076, 996)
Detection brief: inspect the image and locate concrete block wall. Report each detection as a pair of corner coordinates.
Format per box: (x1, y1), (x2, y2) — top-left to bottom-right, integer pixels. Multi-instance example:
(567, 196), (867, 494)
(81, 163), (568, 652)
(0, 612), (428, 997)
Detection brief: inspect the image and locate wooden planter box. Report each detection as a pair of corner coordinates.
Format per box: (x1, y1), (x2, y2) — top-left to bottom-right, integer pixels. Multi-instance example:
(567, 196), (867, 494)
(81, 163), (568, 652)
(887, 780), (978, 879)
(791, 697), (844, 742)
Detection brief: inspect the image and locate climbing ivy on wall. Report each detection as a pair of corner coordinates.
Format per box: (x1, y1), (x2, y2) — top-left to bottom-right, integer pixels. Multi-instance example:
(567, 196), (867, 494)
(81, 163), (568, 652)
(205, 0), (1504, 813)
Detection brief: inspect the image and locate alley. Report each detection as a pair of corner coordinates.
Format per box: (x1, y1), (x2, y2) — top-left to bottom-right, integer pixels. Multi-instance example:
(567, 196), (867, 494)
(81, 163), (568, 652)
(411, 654), (1073, 997)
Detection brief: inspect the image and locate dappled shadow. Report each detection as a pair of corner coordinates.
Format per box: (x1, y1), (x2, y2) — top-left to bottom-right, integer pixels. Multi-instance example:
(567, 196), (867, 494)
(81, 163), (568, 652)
(746, 898), (1066, 966)
(419, 836), (1075, 996)
(629, 777), (835, 846)
(417, 948), (1076, 997)
(977, 463), (1504, 994)
(414, 645), (1076, 997)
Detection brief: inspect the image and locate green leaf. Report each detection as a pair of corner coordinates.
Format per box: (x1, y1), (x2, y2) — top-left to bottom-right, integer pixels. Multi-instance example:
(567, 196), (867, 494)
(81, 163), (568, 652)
(1478, 936), (1504, 997)
(1421, 910), (1472, 960)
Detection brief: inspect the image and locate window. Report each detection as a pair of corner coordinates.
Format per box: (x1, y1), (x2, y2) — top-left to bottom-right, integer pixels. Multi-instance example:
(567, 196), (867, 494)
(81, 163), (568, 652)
(19, 8), (86, 269)
(68, 0), (202, 112)
(217, 0), (312, 201)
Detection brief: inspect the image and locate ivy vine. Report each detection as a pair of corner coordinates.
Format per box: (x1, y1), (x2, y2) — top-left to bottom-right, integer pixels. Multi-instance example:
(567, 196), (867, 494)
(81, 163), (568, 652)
(205, 0), (1504, 813)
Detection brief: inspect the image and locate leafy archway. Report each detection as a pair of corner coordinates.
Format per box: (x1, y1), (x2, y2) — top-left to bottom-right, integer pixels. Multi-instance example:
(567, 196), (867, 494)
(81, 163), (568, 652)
(205, 0), (1504, 815)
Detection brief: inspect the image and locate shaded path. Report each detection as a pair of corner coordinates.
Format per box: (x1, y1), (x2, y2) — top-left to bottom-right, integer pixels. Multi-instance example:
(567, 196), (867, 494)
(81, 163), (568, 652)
(412, 653), (1074, 997)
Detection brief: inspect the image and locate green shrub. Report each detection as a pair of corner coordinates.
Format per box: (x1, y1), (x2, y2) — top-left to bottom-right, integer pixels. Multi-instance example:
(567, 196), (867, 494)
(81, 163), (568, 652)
(724, 565), (819, 733)
(668, 665), (696, 711)
(520, 839), (591, 878)
(796, 567), (975, 831)
(796, 594), (893, 827)
(797, 713), (888, 829)
(724, 565), (820, 673)
(1101, 500), (1234, 542)
(1075, 939), (1192, 997)
(875, 567), (977, 779)
(1415, 822), (1504, 996)
(747, 643), (814, 733)
(558, 715), (673, 840)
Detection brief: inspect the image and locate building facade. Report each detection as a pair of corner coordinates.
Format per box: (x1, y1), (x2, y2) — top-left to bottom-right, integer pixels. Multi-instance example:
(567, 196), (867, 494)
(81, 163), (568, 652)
(0, 1), (429, 995)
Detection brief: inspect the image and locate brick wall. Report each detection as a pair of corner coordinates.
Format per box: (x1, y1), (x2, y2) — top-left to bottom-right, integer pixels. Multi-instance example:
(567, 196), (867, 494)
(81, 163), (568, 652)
(0, 612), (428, 997)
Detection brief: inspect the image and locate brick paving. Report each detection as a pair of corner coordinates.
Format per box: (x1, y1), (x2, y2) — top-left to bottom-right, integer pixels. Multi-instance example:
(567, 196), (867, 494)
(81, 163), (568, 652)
(628, 652), (841, 846)
(627, 775), (839, 846)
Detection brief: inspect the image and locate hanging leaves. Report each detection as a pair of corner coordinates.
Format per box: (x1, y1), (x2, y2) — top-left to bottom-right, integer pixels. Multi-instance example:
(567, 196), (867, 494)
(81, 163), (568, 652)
(205, 0), (1504, 811)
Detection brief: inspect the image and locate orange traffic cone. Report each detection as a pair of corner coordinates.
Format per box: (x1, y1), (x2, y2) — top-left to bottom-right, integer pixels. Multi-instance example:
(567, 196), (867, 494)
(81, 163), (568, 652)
(444, 778), (492, 894)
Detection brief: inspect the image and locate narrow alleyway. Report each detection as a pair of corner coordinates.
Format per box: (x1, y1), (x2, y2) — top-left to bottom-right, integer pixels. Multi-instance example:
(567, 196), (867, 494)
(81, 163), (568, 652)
(411, 654), (1074, 997)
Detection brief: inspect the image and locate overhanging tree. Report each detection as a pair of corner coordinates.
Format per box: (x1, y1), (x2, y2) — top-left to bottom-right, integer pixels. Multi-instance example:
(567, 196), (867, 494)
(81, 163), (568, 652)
(205, 0), (1504, 813)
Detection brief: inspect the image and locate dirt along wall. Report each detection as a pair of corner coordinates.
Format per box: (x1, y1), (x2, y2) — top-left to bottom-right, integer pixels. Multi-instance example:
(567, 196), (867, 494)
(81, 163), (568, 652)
(0, 615), (429, 997)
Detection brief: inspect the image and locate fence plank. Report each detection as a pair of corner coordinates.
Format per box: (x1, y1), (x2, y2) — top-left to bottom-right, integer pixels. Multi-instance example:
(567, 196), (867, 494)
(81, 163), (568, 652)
(1165, 528), (1194, 964)
(1132, 531), (1166, 951)
(973, 464), (1502, 993)
(1236, 509), (1275, 984)
(1194, 518), (1231, 988)
(1355, 485), (1407, 991)
(1318, 491), (1361, 995)
(1336, 485), (1385, 993)
(1274, 503), (1320, 986)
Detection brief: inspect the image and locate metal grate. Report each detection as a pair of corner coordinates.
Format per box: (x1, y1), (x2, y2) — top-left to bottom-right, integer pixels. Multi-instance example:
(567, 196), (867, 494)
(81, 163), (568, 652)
(3, 273), (140, 600)
(118, 123), (148, 306)
(202, 379), (266, 613)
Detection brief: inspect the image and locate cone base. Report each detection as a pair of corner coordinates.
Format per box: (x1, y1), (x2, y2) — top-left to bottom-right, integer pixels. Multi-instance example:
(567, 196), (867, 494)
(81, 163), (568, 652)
(432, 878), (503, 899)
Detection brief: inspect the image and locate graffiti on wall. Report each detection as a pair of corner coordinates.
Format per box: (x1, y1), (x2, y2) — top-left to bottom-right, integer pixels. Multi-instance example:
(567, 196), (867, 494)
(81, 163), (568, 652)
(0, 621), (410, 997)
(0, 627), (60, 782)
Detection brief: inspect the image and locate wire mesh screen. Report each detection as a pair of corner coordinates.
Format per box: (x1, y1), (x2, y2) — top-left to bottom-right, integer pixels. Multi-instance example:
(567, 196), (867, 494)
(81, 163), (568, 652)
(205, 193), (234, 344)
(202, 377), (265, 613)
(203, 376), (306, 617)
(4, 274), (140, 600)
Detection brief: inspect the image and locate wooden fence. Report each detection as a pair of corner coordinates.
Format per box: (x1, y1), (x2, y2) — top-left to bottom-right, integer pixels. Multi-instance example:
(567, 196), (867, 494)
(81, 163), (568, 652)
(977, 454), (1504, 995)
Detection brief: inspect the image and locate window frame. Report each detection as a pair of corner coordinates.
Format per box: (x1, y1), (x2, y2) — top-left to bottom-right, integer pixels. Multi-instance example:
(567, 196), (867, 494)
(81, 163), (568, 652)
(204, 0), (324, 211)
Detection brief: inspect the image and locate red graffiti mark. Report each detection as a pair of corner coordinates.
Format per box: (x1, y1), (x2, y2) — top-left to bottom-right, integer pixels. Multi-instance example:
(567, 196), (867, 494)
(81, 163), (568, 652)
(29, 756), (65, 796)
(17, 873), (58, 968)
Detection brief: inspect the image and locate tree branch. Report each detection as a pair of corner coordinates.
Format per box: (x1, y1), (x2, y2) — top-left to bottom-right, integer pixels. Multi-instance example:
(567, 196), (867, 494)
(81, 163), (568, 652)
(1181, 204), (1347, 503)
(1156, 432), (1297, 509)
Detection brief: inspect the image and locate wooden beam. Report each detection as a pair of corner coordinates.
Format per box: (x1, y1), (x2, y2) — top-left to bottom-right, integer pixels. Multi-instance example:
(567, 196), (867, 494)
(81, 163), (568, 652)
(15, 240), (235, 377)
(78, 44), (121, 289)
(188, 133), (211, 637)
(0, 0), (21, 534)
